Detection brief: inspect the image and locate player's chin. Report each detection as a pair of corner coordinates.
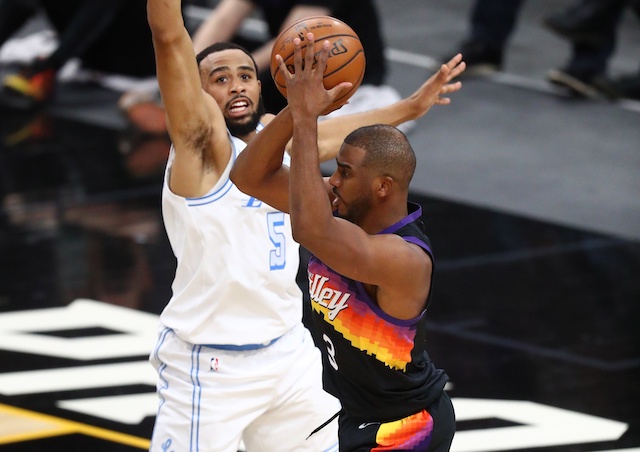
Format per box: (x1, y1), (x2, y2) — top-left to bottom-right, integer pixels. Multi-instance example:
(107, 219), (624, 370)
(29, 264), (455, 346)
(226, 109), (252, 121)
(228, 107), (257, 122)
(334, 204), (347, 219)
(226, 113), (260, 136)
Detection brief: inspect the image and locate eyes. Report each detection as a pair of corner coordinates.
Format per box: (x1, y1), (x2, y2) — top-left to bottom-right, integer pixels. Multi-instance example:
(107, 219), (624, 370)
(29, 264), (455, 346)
(214, 73), (254, 84)
(337, 166), (351, 178)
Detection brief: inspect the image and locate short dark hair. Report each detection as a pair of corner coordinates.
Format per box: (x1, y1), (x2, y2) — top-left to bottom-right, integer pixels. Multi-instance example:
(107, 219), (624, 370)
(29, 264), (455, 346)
(344, 124), (416, 188)
(195, 42), (259, 72)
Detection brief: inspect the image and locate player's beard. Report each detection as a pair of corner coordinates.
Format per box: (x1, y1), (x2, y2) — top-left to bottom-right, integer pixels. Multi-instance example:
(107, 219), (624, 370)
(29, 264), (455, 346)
(226, 96), (266, 137)
(337, 191), (372, 225)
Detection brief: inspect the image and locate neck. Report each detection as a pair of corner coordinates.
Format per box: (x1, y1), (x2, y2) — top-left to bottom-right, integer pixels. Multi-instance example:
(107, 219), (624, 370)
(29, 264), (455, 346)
(361, 199), (409, 234)
(237, 130), (256, 144)
(231, 113), (266, 144)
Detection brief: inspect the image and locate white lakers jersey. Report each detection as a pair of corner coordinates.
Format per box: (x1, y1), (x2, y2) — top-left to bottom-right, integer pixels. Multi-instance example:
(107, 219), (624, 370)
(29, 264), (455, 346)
(160, 130), (301, 345)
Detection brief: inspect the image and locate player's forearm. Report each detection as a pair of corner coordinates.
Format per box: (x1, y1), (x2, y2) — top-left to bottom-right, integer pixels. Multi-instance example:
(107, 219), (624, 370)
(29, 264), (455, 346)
(147, 0), (185, 39)
(147, 0), (215, 151)
(326, 97), (415, 136)
(315, 97), (417, 161)
(231, 107), (293, 194)
(290, 118), (333, 246)
(316, 59), (464, 160)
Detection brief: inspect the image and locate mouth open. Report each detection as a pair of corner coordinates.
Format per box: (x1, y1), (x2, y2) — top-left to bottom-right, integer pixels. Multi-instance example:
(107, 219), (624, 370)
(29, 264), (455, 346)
(332, 192), (342, 209)
(228, 98), (250, 117)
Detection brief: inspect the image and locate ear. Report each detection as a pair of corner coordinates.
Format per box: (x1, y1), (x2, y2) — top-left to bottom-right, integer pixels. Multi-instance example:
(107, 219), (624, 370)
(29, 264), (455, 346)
(375, 176), (394, 199)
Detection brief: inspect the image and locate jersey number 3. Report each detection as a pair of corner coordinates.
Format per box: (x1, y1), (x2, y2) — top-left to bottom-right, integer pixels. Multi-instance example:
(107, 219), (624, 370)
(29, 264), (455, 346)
(323, 334), (339, 370)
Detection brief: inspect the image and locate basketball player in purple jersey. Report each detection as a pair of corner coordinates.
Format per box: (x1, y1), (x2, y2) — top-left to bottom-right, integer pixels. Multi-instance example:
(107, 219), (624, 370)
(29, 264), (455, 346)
(231, 35), (462, 451)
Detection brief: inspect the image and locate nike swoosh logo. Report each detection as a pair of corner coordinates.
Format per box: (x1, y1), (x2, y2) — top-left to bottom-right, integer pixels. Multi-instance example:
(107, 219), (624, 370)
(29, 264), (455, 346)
(358, 422), (380, 430)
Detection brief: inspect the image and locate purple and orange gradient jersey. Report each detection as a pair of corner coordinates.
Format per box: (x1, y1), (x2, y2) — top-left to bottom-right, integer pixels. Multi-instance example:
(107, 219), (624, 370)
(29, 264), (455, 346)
(308, 202), (449, 421)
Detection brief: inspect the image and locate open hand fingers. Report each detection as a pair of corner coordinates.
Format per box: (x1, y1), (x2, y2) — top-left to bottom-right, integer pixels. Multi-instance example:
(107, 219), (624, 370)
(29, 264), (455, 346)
(314, 37), (333, 79)
(303, 33), (317, 76)
(293, 36), (304, 74)
(445, 53), (466, 82)
(327, 82), (353, 104)
(447, 63), (466, 82)
(445, 53), (463, 70)
(276, 53), (290, 80)
(439, 81), (462, 95)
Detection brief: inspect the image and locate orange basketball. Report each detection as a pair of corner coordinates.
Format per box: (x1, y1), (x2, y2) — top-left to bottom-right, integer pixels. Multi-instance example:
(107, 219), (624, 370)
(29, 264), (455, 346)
(270, 16), (366, 110)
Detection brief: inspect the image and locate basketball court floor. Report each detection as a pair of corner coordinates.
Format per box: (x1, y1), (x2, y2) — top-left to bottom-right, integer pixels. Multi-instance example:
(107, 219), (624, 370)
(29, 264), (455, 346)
(0, 1), (639, 451)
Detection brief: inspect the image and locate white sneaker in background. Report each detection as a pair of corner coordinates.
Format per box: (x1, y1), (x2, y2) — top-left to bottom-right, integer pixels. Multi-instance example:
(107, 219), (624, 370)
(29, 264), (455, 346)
(0, 30), (56, 64)
(0, 30), (157, 95)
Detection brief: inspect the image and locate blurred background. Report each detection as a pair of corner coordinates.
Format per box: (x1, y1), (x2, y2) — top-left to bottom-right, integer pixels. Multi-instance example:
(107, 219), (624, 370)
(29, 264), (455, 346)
(0, 0), (638, 451)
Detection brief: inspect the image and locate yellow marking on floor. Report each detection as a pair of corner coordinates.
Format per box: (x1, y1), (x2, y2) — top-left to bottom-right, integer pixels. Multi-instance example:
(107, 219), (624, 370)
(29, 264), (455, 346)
(0, 403), (150, 449)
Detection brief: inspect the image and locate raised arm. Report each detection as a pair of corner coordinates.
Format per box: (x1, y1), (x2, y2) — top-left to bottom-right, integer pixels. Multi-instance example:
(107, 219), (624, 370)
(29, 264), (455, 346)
(232, 40), (465, 226)
(309, 53), (466, 161)
(230, 37), (350, 213)
(229, 106), (294, 213)
(148, 0), (229, 197)
(286, 36), (436, 320)
(287, 38), (342, 240)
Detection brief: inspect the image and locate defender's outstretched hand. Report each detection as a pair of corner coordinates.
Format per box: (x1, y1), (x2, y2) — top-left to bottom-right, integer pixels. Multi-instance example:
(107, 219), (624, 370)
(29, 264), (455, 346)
(275, 33), (353, 119)
(406, 53), (466, 119)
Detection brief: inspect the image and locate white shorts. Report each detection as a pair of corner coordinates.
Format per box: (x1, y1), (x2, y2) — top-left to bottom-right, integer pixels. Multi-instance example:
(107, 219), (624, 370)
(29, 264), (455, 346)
(149, 322), (340, 452)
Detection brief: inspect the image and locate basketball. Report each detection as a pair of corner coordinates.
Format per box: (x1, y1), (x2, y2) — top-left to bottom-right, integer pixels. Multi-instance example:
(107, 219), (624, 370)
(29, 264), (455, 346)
(270, 16), (366, 110)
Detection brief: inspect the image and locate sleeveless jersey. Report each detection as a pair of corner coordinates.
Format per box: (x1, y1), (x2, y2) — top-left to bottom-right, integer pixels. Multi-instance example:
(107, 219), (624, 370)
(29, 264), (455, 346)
(160, 129), (302, 345)
(308, 202), (449, 421)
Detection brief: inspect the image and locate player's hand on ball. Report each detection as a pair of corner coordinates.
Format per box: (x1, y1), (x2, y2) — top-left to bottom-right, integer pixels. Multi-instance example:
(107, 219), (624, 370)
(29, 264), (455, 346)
(276, 33), (353, 118)
(270, 16), (365, 112)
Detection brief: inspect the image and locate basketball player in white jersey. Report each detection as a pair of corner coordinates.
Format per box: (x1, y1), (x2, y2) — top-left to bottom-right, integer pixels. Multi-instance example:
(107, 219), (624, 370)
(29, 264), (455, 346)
(147, 0), (465, 450)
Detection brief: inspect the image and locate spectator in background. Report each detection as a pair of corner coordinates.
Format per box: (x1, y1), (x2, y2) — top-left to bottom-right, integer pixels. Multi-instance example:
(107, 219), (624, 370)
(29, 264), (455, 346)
(543, 0), (640, 100)
(448, 0), (639, 100)
(0, 0), (158, 110)
(123, 0), (414, 133)
(446, 0), (524, 76)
